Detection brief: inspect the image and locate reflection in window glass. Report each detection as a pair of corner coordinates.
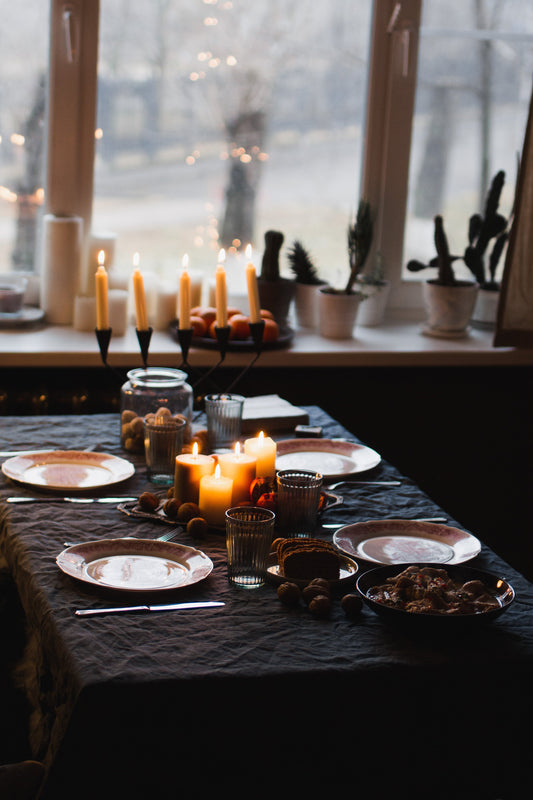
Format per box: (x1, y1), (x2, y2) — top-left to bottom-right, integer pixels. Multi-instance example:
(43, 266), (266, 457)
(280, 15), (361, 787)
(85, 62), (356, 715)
(0, 3), (48, 275)
(93, 0), (370, 298)
(404, 0), (533, 282)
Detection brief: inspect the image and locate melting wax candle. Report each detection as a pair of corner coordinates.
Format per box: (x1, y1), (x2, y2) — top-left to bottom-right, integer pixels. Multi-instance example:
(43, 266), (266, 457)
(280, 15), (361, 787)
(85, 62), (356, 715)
(179, 255), (191, 329)
(199, 464), (233, 527)
(132, 253), (149, 331)
(95, 251), (109, 330)
(245, 244), (261, 324)
(174, 442), (215, 505)
(215, 249), (228, 328)
(244, 431), (277, 479)
(218, 442), (257, 505)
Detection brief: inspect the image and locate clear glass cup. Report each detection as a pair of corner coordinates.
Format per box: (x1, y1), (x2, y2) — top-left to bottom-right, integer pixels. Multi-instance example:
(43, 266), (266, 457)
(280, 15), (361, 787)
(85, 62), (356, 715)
(205, 393), (245, 453)
(225, 506), (275, 588)
(144, 415), (187, 485)
(276, 469), (323, 537)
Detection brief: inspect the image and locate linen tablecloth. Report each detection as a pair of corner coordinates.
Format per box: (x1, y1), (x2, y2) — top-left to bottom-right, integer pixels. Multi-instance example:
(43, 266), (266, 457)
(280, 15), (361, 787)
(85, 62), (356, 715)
(1, 410), (532, 799)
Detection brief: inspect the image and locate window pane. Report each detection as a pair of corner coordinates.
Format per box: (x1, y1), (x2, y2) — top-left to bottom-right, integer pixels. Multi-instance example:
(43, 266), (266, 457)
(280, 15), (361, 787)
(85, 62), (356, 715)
(93, 0), (370, 301)
(404, 0), (533, 282)
(0, 2), (48, 275)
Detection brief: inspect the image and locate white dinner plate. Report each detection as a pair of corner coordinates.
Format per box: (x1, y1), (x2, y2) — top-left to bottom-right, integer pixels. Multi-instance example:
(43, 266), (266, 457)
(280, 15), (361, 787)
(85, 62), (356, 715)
(57, 538), (213, 592)
(333, 519), (481, 566)
(275, 438), (381, 479)
(1, 450), (135, 490)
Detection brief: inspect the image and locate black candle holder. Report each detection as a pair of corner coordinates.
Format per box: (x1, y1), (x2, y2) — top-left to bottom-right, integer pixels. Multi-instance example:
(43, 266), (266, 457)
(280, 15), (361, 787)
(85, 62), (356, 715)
(95, 327), (112, 365)
(136, 327), (153, 367)
(177, 326), (193, 368)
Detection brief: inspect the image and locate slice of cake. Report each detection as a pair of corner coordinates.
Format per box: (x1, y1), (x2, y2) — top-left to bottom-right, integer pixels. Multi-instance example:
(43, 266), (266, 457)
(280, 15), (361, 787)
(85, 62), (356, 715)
(275, 537), (340, 580)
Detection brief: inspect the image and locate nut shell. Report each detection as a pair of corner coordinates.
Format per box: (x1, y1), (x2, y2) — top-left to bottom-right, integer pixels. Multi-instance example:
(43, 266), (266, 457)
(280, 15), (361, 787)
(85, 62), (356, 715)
(308, 594), (331, 618)
(138, 491), (159, 512)
(341, 593), (363, 617)
(277, 582), (301, 606)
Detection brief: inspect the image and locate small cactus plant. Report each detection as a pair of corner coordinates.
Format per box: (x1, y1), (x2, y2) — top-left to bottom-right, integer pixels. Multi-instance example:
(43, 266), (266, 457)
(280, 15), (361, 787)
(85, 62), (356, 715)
(345, 199), (373, 294)
(463, 170), (509, 289)
(287, 240), (323, 285)
(260, 230), (285, 281)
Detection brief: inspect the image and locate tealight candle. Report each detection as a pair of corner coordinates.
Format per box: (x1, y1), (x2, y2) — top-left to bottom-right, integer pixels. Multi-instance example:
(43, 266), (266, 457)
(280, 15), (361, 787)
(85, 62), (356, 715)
(199, 464), (233, 527)
(132, 253), (149, 331)
(245, 244), (261, 324)
(95, 251), (109, 330)
(174, 442), (215, 504)
(218, 442), (257, 505)
(244, 431), (277, 479)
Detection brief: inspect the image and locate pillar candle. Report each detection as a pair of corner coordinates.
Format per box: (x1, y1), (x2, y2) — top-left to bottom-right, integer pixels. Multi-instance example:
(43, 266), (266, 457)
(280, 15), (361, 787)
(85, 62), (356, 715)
(132, 253), (149, 330)
(95, 253), (109, 330)
(174, 443), (215, 504)
(179, 257), (191, 329)
(245, 245), (261, 323)
(218, 442), (257, 505)
(198, 464), (233, 527)
(244, 431), (277, 479)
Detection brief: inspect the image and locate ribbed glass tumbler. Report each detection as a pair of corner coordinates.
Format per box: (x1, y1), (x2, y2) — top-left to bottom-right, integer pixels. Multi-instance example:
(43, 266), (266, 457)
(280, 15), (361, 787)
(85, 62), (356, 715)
(205, 393), (245, 453)
(276, 469), (323, 537)
(225, 506), (276, 588)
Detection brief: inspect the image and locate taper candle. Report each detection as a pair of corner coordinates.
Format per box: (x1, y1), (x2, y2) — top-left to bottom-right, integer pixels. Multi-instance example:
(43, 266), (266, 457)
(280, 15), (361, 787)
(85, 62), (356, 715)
(245, 244), (261, 324)
(179, 255), (191, 329)
(215, 249), (228, 327)
(132, 252), (149, 330)
(95, 251), (109, 330)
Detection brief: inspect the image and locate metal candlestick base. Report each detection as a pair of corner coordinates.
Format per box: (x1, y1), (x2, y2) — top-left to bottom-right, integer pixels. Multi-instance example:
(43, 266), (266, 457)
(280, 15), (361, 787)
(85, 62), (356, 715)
(95, 328), (112, 365)
(249, 319), (265, 352)
(177, 327), (193, 366)
(136, 327), (153, 367)
(214, 324), (231, 359)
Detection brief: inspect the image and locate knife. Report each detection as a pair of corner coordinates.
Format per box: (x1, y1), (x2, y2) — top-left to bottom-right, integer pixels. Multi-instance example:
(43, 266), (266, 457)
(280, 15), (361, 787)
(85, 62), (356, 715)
(75, 601), (225, 617)
(0, 449), (56, 457)
(6, 496), (137, 504)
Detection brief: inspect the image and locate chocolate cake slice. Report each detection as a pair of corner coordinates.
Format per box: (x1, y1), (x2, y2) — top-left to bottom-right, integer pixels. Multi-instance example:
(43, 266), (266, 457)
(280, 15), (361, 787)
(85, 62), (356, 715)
(275, 538), (340, 580)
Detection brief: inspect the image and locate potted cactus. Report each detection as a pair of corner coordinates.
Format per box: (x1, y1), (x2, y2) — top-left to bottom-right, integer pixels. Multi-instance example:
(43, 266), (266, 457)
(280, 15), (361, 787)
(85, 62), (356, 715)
(407, 214), (478, 337)
(257, 229), (295, 329)
(287, 240), (326, 329)
(318, 199), (373, 338)
(463, 170), (511, 328)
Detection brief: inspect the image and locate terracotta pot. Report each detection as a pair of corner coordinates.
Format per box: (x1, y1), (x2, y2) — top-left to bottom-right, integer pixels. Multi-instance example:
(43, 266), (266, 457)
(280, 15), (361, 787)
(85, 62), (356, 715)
(356, 280), (391, 327)
(471, 286), (500, 329)
(293, 282), (326, 329)
(257, 277), (295, 329)
(318, 287), (361, 339)
(422, 280), (478, 338)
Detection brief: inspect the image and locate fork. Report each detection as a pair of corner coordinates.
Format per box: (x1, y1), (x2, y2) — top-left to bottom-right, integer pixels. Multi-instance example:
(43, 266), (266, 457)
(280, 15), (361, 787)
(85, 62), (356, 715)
(62, 527), (181, 548)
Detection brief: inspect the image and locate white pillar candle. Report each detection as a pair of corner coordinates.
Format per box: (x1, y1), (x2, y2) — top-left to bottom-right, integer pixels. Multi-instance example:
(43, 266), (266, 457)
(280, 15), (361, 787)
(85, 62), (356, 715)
(189, 271), (204, 307)
(73, 295), (96, 331)
(108, 289), (129, 336)
(199, 464), (233, 527)
(155, 281), (178, 331)
(218, 443), (257, 505)
(174, 443), (215, 505)
(244, 431), (277, 479)
(41, 213), (83, 324)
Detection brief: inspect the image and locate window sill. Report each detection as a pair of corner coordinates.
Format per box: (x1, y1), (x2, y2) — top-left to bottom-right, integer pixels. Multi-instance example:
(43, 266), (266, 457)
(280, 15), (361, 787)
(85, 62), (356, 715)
(1, 313), (532, 368)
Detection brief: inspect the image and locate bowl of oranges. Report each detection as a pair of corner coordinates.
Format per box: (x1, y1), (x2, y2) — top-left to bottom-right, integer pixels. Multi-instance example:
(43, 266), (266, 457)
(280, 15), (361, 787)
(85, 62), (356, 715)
(171, 306), (293, 350)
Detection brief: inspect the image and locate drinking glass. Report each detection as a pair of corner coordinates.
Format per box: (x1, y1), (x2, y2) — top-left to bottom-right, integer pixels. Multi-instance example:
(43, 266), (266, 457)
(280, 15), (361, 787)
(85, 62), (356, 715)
(144, 415), (187, 485)
(226, 506), (275, 588)
(276, 469), (323, 537)
(205, 393), (245, 453)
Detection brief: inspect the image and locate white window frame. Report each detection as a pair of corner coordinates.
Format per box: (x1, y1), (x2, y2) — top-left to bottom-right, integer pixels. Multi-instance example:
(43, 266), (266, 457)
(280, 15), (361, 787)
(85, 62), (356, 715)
(45, 0), (423, 313)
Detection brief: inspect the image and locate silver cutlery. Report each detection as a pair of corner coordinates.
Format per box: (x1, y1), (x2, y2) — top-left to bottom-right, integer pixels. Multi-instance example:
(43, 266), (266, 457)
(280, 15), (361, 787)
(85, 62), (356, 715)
(63, 528), (181, 548)
(326, 480), (401, 490)
(75, 601), (225, 617)
(7, 496), (137, 504)
(322, 516), (447, 528)
(0, 444), (101, 457)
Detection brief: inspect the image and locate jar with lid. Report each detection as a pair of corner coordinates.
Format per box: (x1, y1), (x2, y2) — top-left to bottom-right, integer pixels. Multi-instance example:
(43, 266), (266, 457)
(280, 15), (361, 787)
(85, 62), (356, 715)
(120, 367), (193, 453)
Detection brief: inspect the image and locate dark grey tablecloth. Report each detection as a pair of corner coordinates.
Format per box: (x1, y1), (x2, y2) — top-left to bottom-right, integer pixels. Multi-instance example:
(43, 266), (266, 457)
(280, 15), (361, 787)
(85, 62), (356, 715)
(1, 410), (533, 799)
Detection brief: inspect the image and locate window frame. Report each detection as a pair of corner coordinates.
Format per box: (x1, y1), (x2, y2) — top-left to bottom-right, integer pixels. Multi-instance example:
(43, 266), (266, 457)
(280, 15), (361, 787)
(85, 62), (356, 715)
(46, 0), (423, 311)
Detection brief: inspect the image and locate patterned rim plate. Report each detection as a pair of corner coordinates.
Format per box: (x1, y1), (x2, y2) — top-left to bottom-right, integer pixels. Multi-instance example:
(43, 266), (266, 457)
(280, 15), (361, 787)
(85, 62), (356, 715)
(275, 438), (381, 479)
(1, 450), (135, 491)
(334, 519), (481, 566)
(56, 538), (213, 592)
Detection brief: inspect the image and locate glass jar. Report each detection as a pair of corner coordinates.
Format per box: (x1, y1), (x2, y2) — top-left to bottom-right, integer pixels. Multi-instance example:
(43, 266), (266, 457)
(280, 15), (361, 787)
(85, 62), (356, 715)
(120, 367), (193, 453)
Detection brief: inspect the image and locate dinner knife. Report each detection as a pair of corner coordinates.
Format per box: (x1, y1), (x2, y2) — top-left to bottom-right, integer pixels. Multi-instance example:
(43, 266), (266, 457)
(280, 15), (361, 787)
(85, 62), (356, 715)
(6, 496), (137, 504)
(75, 601), (225, 617)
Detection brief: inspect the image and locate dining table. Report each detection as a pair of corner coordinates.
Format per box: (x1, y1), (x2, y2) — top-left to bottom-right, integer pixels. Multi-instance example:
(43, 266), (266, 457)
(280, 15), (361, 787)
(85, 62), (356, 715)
(1, 407), (533, 799)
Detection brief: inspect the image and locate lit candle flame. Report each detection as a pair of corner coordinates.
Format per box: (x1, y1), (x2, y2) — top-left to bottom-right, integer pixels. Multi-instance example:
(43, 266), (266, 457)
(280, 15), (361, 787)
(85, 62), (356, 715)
(214, 463), (221, 479)
(245, 243), (252, 260)
(182, 253), (189, 269)
(258, 431), (264, 443)
(133, 251), (140, 267)
(192, 441), (199, 458)
(218, 248), (226, 264)
(234, 442), (241, 458)
(98, 249), (105, 267)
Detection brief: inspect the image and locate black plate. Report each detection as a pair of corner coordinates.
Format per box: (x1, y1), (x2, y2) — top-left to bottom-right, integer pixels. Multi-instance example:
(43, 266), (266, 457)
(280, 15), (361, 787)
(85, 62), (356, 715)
(170, 321), (294, 351)
(356, 562), (515, 626)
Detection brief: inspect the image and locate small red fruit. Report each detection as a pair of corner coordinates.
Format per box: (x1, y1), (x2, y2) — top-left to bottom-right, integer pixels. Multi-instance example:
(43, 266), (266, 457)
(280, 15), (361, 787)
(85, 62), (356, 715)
(256, 491), (277, 512)
(250, 476), (275, 504)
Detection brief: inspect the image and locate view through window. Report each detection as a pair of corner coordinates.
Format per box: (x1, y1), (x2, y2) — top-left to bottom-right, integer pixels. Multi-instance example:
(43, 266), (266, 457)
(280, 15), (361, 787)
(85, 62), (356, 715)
(92, 0), (371, 302)
(0, 2), (48, 276)
(403, 0), (533, 283)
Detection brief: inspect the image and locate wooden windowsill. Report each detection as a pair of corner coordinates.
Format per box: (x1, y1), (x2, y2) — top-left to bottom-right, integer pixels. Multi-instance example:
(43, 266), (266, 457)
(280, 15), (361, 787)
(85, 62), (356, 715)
(1, 314), (532, 369)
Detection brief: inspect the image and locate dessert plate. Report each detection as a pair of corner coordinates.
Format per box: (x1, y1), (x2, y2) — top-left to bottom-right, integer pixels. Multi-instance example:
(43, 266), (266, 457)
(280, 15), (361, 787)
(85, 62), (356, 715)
(275, 439), (381, 479)
(266, 552), (359, 590)
(1, 450), (135, 490)
(57, 538), (213, 592)
(334, 519), (481, 566)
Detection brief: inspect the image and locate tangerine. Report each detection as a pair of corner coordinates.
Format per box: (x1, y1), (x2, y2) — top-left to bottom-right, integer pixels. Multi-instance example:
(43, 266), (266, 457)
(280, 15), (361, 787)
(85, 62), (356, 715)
(192, 306), (217, 328)
(190, 315), (207, 336)
(229, 314), (251, 340)
(262, 318), (279, 341)
(260, 309), (275, 320)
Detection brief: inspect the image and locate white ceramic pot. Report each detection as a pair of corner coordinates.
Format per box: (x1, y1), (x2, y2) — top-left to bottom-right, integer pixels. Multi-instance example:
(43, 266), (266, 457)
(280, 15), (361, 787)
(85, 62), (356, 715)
(422, 280), (478, 338)
(294, 282), (324, 329)
(356, 280), (391, 327)
(471, 287), (500, 329)
(318, 288), (361, 339)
